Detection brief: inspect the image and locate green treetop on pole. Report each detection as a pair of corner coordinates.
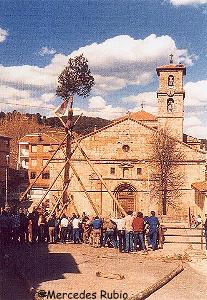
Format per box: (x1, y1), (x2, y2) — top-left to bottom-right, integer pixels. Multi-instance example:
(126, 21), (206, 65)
(56, 54), (94, 205)
(56, 54), (94, 99)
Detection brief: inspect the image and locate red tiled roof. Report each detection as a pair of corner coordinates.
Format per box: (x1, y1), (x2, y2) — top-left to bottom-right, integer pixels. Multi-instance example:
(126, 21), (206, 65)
(191, 181), (207, 192)
(116, 110), (157, 122)
(19, 131), (65, 144)
(129, 110), (157, 121)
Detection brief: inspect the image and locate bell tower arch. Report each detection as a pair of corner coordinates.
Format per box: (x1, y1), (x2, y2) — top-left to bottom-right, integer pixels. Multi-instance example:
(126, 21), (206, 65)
(156, 55), (186, 141)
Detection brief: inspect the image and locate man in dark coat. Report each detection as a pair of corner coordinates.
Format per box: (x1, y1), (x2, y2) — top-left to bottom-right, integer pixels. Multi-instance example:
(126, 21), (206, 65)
(29, 208), (39, 243)
(146, 211), (160, 251)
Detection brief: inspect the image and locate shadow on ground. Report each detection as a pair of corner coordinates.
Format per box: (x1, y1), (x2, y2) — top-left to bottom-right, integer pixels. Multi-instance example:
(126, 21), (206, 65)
(0, 243), (80, 300)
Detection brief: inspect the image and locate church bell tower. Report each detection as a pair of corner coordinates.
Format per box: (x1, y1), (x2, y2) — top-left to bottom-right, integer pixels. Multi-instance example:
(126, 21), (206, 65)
(156, 55), (186, 141)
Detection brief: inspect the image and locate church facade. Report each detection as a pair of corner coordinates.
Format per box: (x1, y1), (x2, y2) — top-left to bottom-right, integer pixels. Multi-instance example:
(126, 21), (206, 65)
(51, 61), (207, 220)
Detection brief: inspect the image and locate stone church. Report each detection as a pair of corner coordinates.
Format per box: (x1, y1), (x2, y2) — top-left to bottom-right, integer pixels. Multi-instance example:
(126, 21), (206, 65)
(51, 61), (207, 220)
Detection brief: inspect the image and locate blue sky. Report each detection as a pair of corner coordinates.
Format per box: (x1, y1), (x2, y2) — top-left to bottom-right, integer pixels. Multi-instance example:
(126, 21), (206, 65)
(0, 0), (207, 137)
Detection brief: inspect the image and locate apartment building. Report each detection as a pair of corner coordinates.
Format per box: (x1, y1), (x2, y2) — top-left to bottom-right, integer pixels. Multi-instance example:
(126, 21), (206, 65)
(18, 131), (65, 204)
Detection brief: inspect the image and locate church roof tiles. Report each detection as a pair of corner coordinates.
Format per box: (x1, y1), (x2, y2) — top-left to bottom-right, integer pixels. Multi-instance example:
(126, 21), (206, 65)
(128, 110), (157, 121)
(116, 110), (157, 122)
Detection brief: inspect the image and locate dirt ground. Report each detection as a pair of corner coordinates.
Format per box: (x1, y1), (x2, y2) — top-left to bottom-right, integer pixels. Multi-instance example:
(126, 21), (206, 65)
(0, 242), (207, 300)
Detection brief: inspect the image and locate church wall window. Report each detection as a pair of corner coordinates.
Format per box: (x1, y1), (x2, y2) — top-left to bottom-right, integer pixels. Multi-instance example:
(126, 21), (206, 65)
(137, 168), (142, 175)
(122, 144), (130, 152)
(42, 172), (50, 179)
(31, 145), (37, 153)
(110, 167), (115, 175)
(168, 75), (174, 86)
(167, 98), (174, 112)
(123, 167), (129, 178)
(30, 172), (36, 179)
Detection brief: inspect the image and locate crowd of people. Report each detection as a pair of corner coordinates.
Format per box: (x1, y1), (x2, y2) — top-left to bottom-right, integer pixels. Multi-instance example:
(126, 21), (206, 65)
(1, 208), (206, 254)
(0, 208), (164, 253)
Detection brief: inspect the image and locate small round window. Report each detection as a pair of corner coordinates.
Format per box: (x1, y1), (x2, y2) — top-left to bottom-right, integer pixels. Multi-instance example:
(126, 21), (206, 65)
(122, 144), (130, 152)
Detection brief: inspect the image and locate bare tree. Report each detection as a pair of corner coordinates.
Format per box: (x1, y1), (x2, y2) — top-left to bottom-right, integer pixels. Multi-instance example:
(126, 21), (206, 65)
(151, 129), (184, 215)
(56, 54), (94, 203)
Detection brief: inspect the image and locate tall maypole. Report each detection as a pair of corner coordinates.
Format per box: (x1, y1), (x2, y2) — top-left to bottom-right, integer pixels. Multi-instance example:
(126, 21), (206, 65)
(56, 54), (94, 204)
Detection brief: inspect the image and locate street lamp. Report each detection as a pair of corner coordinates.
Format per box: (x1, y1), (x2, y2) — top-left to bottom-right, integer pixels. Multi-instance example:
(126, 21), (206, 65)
(5, 154), (9, 209)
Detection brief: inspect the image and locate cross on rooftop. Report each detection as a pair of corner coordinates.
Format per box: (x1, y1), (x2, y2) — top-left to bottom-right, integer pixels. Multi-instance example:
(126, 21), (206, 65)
(169, 54), (173, 64)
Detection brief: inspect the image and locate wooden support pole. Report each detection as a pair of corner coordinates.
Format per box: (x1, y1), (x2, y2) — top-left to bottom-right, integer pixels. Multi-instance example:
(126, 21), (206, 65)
(69, 161), (99, 216)
(128, 264), (184, 300)
(67, 193), (79, 215)
(63, 96), (74, 204)
(75, 141), (127, 216)
(57, 203), (68, 219)
(56, 114), (67, 127)
(19, 134), (68, 202)
(47, 183), (69, 220)
(73, 113), (83, 128)
(36, 160), (68, 209)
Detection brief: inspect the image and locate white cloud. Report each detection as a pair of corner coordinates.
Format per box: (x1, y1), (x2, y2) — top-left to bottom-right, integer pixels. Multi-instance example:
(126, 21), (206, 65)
(121, 79), (207, 111)
(184, 125), (207, 138)
(0, 33), (196, 119)
(40, 93), (55, 103)
(122, 92), (157, 105)
(122, 92), (157, 114)
(39, 46), (56, 56)
(184, 114), (202, 127)
(74, 105), (125, 120)
(93, 75), (127, 94)
(0, 85), (55, 114)
(0, 34), (193, 96)
(0, 85), (30, 99)
(184, 112), (207, 138)
(70, 34), (193, 93)
(72, 96), (125, 120)
(185, 80), (207, 106)
(88, 96), (106, 110)
(170, 0), (207, 5)
(0, 64), (57, 89)
(0, 27), (8, 43)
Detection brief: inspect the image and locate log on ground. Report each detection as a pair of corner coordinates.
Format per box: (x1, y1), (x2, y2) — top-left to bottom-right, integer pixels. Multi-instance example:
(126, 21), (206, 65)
(128, 264), (184, 300)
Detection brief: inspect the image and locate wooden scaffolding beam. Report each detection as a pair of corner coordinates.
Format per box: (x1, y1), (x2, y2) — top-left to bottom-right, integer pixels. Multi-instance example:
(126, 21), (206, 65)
(47, 183), (69, 220)
(69, 161), (99, 215)
(74, 141), (127, 216)
(57, 202), (68, 219)
(67, 193), (79, 215)
(35, 160), (68, 209)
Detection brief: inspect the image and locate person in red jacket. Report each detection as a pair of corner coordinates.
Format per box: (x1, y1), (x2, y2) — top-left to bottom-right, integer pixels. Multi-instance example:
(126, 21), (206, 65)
(132, 212), (146, 252)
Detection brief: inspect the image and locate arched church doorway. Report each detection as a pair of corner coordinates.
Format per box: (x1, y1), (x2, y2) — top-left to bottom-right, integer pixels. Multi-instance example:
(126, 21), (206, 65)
(113, 183), (137, 215)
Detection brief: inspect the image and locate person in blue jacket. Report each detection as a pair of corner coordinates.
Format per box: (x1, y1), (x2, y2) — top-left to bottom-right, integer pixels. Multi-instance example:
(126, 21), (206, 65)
(146, 211), (160, 251)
